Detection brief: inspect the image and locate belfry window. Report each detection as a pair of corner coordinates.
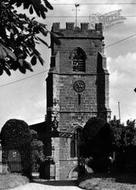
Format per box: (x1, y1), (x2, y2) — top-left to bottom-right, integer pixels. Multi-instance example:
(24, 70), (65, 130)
(70, 47), (86, 72)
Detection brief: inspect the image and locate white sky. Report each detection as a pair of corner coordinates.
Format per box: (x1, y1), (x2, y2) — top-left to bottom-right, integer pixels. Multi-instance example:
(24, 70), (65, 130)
(0, 0), (136, 130)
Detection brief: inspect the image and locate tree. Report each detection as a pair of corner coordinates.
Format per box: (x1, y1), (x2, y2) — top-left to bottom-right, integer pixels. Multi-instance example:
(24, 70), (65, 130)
(81, 117), (114, 172)
(0, 119), (32, 178)
(110, 118), (136, 172)
(110, 118), (136, 149)
(30, 129), (45, 173)
(82, 117), (113, 156)
(1, 119), (31, 148)
(110, 117), (125, 149)
(0, 0), (53, 75)
(125, 120), (136, 146)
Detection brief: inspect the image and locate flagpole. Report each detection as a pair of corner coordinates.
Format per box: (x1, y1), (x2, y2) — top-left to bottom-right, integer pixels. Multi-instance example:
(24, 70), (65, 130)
(75, 4), (79, 27)
(118, 101), (121, 123)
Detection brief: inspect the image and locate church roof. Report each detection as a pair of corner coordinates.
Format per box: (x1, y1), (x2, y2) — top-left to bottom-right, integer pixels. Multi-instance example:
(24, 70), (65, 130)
(29, 121), (50, 139)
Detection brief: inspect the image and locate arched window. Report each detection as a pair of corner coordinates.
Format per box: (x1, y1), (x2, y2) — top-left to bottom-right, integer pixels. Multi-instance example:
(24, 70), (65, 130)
(70, 127), (82, 158)
(70, 47), (86, 72)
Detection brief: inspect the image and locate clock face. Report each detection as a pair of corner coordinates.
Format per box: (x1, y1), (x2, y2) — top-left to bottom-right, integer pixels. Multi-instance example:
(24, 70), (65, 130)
(73, 80), (85, 93)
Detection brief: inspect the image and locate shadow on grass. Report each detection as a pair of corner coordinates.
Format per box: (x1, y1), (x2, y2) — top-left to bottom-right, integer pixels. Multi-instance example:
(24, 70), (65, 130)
(33, 179), (77, 186)
(86, 172), (136, 185)
(113, 172), (136, 184)
(33, 172), (136, 186)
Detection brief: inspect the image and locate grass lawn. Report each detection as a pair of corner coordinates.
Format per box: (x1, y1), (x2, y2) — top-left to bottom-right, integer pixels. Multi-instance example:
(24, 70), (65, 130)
(0, 173), (29, 189)
(1, 172), (136, 190)
(79, 173), (136, 190)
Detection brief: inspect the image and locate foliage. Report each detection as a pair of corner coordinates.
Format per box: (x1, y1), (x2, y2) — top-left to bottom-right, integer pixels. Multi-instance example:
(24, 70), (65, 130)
(30, 129), (38, 139)
(110, 117), (125, 149)
(0, 119), (32, 178)
(82, 117), (136, 172)
(110, 117), (136, 149)
(30, 129), (45, 172)
(81, 117), (113, 158)
(0, 0), (53, 75)
(1, 119), (31, 148)
(110, 117), (136, 172)
(125, 120), (136, 146)
(82, 117), (106, 142)
(80, 117), (114, 172)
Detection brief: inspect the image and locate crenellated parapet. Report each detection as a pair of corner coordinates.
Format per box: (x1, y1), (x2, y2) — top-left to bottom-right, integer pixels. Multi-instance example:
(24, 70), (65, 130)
(52, 22), (103, 39)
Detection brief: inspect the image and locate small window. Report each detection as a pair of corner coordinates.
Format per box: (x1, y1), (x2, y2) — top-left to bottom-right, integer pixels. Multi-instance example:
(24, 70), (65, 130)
(70, 133), (78, 157)
(70, 47), (86, 72)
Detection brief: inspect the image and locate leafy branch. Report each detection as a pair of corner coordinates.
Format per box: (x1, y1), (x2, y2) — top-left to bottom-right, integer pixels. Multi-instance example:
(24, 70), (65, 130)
(0, 0), (53, 75)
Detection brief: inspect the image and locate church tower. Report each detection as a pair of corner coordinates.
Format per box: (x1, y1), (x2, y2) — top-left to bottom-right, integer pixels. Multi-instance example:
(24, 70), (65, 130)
(46, 22), (111, 180)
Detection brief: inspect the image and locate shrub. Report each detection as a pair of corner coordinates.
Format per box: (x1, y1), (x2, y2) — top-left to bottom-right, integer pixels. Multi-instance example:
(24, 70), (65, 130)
(110, 118), (136, 172)
(1, 119), (31, 148)
(81, 117), (113, 172)
(30, 130), (45, 173)
(81, 117), (113, 158)
(0, 119), (32, 178)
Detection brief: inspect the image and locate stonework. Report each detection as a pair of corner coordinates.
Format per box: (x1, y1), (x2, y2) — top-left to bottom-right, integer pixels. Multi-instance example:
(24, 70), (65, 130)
(0, 144), (2, 173)
(46, 22), (111, 180)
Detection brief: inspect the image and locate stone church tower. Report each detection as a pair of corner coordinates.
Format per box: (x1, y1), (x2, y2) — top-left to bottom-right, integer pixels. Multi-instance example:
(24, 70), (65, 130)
(46, 22), (110, 180)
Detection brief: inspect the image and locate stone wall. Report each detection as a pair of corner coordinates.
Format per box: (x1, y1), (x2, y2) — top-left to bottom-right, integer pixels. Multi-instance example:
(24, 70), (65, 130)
(52, 137), (78, 180)
(0, 144), (2, 173)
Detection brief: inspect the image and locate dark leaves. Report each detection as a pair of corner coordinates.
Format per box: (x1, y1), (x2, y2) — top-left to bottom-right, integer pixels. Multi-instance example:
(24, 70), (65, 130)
(9, 61), (18, 71)
(38, 55), (44, 65)
(39, 27), (48, 37)
(0, 67), (3, 76)
(37, 37), (49, 47)
(51, 34), (61, 45)
(0, 0), (51, 75)
(24, 61), (33, 72)
(43, 0), (53, 10)
(23, 1), (30, 9)
(19, 65), (26, 74)
(16, 1), (22, 7)
(9, 0), (53, 18)
(4, 67), (11, 76)
(29, 5), (34, 14)
(31, 55), (37, 65)
(0, 44), (16, 60)
(51, 32), (62, 45)
(31, 50), (44, 66)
